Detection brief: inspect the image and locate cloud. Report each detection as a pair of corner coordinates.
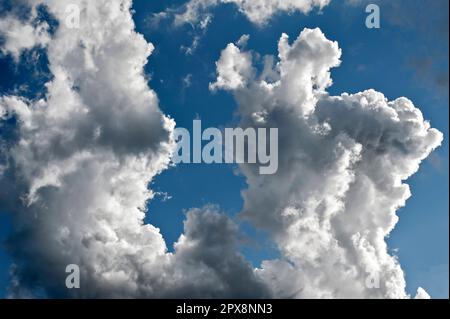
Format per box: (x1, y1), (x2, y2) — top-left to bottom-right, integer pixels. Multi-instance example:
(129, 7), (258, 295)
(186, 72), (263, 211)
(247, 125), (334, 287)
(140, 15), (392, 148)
(209, 42), (254, 91)
(236, 34), (250, 48)
(0, 7), (50, 61)
(211, 28), (443, 298)
(346, 0), (449, 98)
(414, 287), (431, 299)
(166, 206), (272, 298)
(150, 0), (331, 56)
(0, 0), (172, 298)
(0, 0), (269, 298)
(173, 0), (331, 27)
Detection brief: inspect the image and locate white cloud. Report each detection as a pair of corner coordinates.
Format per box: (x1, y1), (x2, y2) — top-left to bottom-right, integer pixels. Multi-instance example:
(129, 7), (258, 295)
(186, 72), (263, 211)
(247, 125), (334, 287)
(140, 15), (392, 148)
(211, 28), (443, 298)
(174, 0), (331, 27)
(153, 0), (331, 58)
(167, 205), (272, 298)
(236, 34), (250, 48)
(182, 74), (193, 88)
(0, 0), (173, 297)
(209, 43), (254, 91)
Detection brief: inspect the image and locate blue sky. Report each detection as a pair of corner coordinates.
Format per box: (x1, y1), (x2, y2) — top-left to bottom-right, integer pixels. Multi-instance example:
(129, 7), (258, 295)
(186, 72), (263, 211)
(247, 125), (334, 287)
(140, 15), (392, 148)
(0, 0), (448, 298)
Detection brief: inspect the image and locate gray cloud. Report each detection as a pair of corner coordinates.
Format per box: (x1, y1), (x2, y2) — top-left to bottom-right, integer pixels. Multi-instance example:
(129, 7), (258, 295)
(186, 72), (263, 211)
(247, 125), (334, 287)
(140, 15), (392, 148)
(164, 206), (272, 298)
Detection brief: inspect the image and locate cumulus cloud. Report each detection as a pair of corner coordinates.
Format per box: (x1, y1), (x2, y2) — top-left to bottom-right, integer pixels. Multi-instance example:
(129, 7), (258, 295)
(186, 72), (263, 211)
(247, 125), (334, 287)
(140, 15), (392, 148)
(0, 0), (268, 298)
(209, 42), (254, 91)
(0, 0), (172, 298)
(211, 28), (443, 298)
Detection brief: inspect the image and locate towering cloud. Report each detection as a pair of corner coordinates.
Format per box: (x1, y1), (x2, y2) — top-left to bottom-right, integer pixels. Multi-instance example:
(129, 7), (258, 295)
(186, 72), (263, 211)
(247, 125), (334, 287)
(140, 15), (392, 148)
(0, 0), (173, 297)
(0, 0), (267, 298)
(211, 29), (443, 298)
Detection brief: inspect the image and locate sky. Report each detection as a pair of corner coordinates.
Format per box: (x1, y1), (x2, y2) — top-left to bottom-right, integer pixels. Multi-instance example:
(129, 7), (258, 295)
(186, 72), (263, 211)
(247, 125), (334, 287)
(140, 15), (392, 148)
(0, 0), (448, 298)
